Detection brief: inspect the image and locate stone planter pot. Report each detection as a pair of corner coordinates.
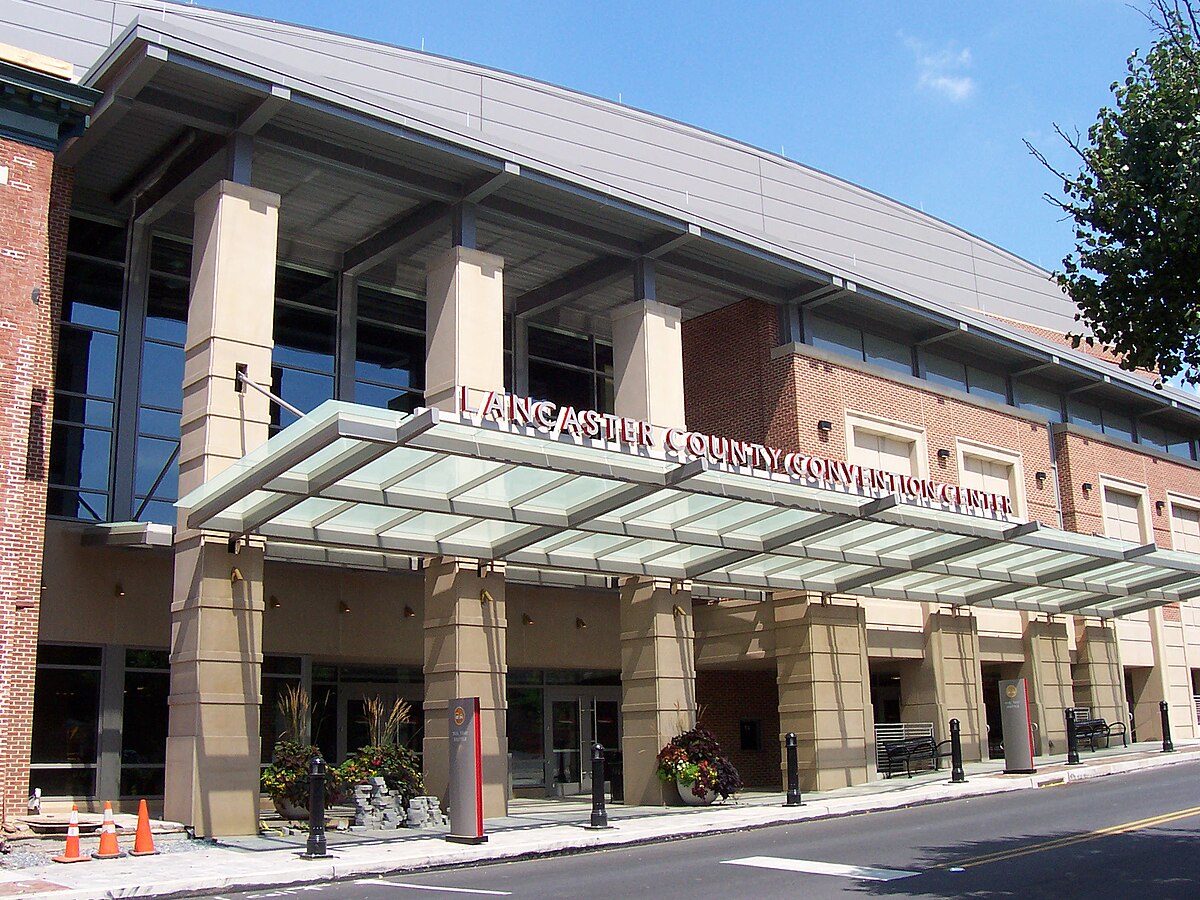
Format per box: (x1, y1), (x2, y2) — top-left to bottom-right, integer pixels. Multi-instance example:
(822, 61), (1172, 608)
(676, 780), (716, 806)
(272, 797), (309, 820)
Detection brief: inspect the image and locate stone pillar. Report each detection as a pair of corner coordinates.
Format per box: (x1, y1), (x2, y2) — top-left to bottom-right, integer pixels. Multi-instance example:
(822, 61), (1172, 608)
(1074, 622), (1125, 726)
(166, 180), (278, 836)
(1142, 607), (1197, 741)
(619, 577), (696, 805)
(422, 558), (508, 817)
(424, 246), (504, 412)
(0, 137), (72, 825)
(611, 297), (695, 804)
(774, 595), (873, 791)
(1019, 619), (1074, 756)
(422, 246), (508, 815)
(611, 299), (686, 430)
(903, 613), (986, 761)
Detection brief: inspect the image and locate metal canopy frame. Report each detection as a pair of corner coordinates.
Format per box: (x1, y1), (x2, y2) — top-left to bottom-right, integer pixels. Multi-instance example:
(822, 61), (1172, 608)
(177, 402), (1200, 619)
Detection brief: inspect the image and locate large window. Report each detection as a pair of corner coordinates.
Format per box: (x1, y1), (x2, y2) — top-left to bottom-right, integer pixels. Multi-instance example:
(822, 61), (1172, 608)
(49, 218), (125, 520)
(809, 315), (912, 377)
(354, 284), (425, 413)
(133, 237), (190, 523)
(527, 325), (614, 413)
(30, 644), (103, 798)
(120, 648), (170, 798)
(272, 266), (337, 433)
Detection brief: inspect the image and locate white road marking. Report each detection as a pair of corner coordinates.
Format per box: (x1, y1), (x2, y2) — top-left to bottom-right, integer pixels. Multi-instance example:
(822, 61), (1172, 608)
(721, 856), (918, 882)
(355, 881), (512, 896)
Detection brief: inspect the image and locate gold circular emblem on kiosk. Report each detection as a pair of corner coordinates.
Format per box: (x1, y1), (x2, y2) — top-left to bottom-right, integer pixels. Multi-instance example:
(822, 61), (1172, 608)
(453, 706), (466, 726)
(1005, 685), (1018, 699)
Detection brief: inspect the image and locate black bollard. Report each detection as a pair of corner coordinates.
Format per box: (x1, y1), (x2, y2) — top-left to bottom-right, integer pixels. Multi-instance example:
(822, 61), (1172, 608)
(589, 743), (610, 829)
(302, 754), (330, 859)
(1160, 700), (1175, 753)
(949, 718), (966, 783)
(785, 732), (802, 807)
(1065, 708), (1081, 766)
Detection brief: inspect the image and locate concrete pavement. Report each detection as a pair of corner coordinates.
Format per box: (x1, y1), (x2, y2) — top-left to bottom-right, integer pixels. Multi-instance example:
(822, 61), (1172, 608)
(1, 740), (1196, 900)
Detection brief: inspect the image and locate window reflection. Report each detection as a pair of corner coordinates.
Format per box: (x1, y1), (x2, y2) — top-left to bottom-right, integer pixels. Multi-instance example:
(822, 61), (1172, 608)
(354, 284), (425, 413)
(527, 324), (614, 413)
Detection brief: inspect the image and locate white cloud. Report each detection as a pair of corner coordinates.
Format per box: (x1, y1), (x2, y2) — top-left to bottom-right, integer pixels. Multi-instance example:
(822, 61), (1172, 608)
(902, 36), (976, 102)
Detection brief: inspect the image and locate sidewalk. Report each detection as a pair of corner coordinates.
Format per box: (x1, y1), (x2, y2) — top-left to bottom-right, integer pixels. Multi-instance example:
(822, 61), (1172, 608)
(2, 740), (1197, 900)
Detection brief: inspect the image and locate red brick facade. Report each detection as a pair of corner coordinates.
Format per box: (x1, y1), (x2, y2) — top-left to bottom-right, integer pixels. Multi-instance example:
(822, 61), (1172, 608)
(1054, 427), (1200, 545)
(696, 669), (781, 788)
(682, 298), (1059, 528)
(0, 137), (70, 824)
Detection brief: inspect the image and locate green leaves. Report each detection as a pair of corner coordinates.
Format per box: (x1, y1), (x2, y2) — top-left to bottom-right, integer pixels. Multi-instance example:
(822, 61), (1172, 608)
(1037, 1), (1200, 383)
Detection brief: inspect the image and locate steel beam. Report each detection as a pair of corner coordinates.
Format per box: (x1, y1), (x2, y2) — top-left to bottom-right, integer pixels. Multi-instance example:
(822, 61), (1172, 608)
(513, 255), (629, 318)
(342, 201), (448, 276)
(60, 45), (168, 166)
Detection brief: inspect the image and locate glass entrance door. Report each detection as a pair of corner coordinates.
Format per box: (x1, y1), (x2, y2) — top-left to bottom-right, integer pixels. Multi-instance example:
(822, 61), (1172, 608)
(544, 688), (620, 795)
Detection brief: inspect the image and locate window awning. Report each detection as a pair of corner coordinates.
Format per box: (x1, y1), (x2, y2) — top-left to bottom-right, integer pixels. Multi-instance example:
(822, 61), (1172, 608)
(178, 402), (1200, 618)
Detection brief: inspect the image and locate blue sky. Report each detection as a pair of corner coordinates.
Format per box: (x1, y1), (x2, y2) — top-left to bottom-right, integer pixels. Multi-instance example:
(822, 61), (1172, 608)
(202, 0), (1157, 274)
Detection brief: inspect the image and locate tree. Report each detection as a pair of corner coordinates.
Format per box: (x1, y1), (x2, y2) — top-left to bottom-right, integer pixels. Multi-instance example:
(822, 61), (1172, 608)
(1027, 1), (1200, 384)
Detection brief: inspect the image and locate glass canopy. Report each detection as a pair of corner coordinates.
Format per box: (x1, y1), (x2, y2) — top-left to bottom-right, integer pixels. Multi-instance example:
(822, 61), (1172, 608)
(179, 402), (1200, 618)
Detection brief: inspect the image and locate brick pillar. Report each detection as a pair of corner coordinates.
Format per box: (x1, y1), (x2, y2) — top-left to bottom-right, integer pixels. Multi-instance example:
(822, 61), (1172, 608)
(0, 138), (71, 825)
(167, 180), (278, 837)
(774, 595), (873, 791)
(1020, 619), (1074, 755)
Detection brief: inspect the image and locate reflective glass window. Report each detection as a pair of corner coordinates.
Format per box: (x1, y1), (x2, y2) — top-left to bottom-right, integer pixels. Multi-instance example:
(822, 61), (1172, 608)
(863, 331), (912, 375)
(30, 644), (102, 798)
(355, 284), (425, 413)
(1015, 381), (1063, 422)
(527, 324), (614, 413)
(273, 265), (337, 433)
(966, 366), (1008, 404)
(809, 315), (862, 359)
(924, 352), (968, 392)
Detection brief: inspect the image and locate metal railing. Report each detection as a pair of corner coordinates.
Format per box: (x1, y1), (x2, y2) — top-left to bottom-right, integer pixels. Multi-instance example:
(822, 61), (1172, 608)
(873, 722), (934, 772)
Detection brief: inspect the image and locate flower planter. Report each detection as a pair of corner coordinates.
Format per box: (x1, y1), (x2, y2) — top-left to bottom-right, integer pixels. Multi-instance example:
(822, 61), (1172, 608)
(676, 780), (717, 806)
(272, 797), (309, 820)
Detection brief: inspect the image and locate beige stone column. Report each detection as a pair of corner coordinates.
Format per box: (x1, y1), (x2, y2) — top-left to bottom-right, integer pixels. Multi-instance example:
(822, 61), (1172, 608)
(611, 297), (695, 804)
(1074, 622), (1125, 726)
(774, 595), (873, 791)
(424, 245), (504, 411)
(422, 246), (508, 814)
(1019, 619), (1074, 755)
(619, 578), (696, 805)
(611, 299), (686, 430)
(1143, 608), (1197, 741)
(904, 612), (986, 761)
(422, 558), (508, 817)
(166, 180), (279, 836)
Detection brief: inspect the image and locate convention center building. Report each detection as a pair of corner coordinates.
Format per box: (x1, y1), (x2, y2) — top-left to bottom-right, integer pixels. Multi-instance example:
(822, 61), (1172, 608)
(3, 0), (1200, 837)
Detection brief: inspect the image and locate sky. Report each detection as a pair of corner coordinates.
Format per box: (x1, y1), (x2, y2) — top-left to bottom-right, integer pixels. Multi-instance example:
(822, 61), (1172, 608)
(193, 0), (1160, 275)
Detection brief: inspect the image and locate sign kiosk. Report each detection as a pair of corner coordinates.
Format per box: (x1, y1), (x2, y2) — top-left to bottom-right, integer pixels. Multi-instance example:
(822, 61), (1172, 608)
(999, 678), (1036, 774)
(446, 696), (487, 844)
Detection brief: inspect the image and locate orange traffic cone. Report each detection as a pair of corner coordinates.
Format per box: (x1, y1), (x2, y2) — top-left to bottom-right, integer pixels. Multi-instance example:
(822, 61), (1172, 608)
(51, 804), (92, 864)
(130, 799), (158, 856)
(91, 801), (125, 859)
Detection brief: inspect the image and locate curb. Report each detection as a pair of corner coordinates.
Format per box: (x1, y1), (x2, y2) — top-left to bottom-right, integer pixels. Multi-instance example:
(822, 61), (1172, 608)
(10, 748), (1200, 900)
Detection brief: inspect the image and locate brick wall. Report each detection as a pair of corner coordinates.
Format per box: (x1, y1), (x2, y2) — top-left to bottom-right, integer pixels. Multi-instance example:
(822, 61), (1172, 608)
(696, 669), (780, 789)
(682, 299), (1060, 528)
(0, 137), (70, 824)
(1054, 427), (1200, 546)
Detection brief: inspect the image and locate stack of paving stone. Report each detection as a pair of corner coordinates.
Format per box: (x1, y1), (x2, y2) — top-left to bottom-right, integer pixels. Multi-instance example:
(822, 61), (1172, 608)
(406, 796), (447, 829)
(353, 777), (406, 829)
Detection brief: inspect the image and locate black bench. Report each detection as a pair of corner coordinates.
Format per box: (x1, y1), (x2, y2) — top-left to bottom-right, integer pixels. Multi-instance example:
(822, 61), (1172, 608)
(1073, 717), (1128, 751)
(882, 737), (951, 778)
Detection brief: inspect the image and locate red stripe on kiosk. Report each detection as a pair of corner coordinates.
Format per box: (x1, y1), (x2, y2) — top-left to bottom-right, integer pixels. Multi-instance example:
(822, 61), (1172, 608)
(447, 696), (488, 844)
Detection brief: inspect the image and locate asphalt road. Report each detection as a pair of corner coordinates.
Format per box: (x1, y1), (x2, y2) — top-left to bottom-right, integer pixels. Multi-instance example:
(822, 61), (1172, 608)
(207, 762), (1200, 899)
